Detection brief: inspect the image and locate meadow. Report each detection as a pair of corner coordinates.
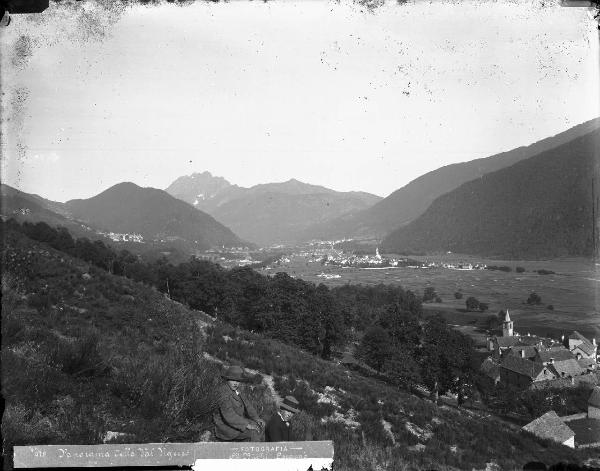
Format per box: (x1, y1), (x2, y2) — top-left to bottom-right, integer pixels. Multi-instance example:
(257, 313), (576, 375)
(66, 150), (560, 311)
(261, 254), (600, 342)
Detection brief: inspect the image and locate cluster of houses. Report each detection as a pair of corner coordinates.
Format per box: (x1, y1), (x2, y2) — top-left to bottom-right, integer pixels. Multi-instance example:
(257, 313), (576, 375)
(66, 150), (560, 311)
(483, 310), (598, 389)
(426, 261), (487, 270)
(101, 231), (144, 243)
(315, 247), (394, 267)
(481, 310), (600, 448)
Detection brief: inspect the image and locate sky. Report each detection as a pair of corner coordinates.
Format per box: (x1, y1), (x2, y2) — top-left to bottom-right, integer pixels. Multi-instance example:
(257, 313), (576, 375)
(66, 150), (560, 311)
(1, 0), (599, 202)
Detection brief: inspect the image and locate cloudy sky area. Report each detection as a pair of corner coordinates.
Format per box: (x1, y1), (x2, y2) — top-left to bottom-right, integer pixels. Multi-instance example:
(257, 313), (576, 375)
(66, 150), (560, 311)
(1, 0), (598, 201)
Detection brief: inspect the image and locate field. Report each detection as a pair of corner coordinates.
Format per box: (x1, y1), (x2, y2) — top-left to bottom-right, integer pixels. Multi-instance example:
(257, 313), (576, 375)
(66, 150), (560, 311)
(259, 253), (600, 341)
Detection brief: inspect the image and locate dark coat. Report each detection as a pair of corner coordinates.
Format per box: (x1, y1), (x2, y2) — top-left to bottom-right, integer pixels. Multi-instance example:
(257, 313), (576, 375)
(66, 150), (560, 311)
(213, 384), (260, 441)
(265, 413), (292, 442)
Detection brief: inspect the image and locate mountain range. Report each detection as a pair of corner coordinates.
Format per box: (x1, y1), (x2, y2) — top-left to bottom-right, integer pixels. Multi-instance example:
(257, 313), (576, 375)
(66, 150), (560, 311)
(3, 117), (599, 259)
(381, 126), (600, 258)
(300, 117), (600, 242)
(165, 173), (382, 246)
(0, 184), (93, 238)
(1, 182), (248, 252)
(66, 182), (247, 249)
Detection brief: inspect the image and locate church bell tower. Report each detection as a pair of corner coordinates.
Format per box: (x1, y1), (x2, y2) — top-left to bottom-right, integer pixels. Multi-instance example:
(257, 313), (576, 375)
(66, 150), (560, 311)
(502, 309), (514, 337)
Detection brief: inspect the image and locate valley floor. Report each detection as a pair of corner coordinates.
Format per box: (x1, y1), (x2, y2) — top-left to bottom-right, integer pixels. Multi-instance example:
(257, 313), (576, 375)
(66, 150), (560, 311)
(261, 255), (600, 341)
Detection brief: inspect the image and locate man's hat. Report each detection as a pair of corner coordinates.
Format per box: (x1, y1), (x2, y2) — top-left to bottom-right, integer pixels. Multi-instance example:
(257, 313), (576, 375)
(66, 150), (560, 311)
(221, 365), (248, 382)
(280, 395), (300, 414)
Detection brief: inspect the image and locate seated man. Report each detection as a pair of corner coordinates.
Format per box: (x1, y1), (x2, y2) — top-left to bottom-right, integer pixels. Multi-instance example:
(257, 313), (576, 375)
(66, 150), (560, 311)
(213, 365), (265, 442)
(265, 395), (300, 442)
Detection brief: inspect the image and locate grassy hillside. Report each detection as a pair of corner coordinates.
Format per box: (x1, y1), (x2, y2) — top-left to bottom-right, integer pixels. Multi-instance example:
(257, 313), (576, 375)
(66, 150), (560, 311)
(1, 229), (224, 469)
(382, 128), (600, 259)
(2, 228), (599, 470)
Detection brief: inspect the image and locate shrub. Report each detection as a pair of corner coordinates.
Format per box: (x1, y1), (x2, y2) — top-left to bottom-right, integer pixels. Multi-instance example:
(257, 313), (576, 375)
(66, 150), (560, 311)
(526, 292), (542, 305)
(547, 304), (554, 310)
(2, 309), (29, 346)
(516, 266), (525, 273)
(114, 351), (221, 441)
(48, 332), (107, 377)
(536, 269), (555, 275)
(423, 287), (437, 303)
(27, 293), (51, 312)
(2, 350), (70, 406)
(454, 291), (463, 300)
(465, 297), (480, 311)
(1, 403), (55, 445)
(290, 410), (318, 440)
(358, 409), (394, 446)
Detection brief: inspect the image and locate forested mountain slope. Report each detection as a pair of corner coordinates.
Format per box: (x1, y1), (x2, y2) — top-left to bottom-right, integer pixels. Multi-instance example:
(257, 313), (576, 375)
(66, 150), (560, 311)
(66, 182), (247, 249)
(303, 117), (600, 242)
(382, 127), (600, 258)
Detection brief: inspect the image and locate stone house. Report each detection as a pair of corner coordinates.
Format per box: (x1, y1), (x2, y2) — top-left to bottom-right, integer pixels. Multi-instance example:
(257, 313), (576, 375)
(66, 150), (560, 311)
(535, 347), (585, 380)
(568, 331), (597, 361)
(498, 355), (556, 389)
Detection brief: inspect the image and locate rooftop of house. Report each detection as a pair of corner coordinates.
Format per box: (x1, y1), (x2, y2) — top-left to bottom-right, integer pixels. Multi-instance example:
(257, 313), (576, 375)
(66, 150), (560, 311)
(577, 358), (597, 370)
(572, 339), (597, 357)
(507, 345), (537, 359)
(536, 347), (577, 363)
(495, 336), (526, 348)
(500, 355), (545, 379)
(494, 335), (548, 349)
(548, 359), (585, 378)
(522, 411), (575, 444)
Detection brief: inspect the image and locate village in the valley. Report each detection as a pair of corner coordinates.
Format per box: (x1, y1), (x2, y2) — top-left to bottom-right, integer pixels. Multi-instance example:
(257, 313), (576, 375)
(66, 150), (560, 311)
(483, 310), (599, 449)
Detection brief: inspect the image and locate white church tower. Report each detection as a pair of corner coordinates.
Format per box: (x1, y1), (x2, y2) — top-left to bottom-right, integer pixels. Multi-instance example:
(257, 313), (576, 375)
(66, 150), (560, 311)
(502, 309), (514, 337)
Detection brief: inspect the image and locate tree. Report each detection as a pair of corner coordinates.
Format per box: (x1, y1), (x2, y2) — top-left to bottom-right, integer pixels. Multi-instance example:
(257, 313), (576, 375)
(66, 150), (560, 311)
(485, 314), (500, 331)
(356, 326), (391, 372)
(516, 266), (525, 273)
(384, 346), (421, 390)
(465, 296), (480, 311)
(526, 292), (542, 305)
(311, 284), (347, 360)
(376, 304), (421, 351)
(423, 287), (436, 303)
(478, 302), (489, 312)
(420, 316), (476, 401)
(454, 291), (463, 300)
